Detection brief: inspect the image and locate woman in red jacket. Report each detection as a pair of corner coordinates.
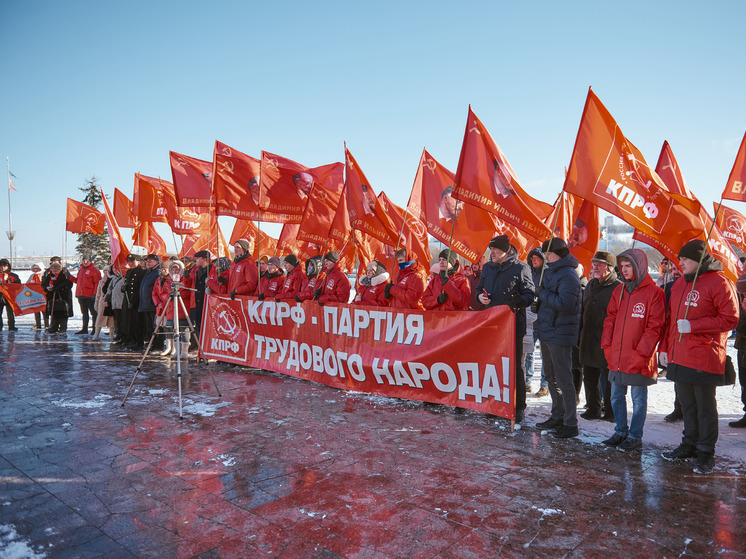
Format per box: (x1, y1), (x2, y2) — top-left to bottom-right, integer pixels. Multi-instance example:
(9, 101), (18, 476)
(384, 249), (425, 310)
(275, 254), (305, 302)
(297, 256), (323, 302)
(600, 249), (665, 452)
(422, 250), (471, 311)
(659, 240), (739, 474)
(316, 252), (351, 305)
(354, 260), (390, 307)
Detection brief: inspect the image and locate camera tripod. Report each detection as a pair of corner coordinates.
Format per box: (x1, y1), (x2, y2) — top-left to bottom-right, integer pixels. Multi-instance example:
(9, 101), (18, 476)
(121, 281), (222, 418)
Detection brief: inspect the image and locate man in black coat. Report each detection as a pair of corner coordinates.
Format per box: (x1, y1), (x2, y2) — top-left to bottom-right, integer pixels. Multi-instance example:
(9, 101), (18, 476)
(476, 235), (535, 423)
(578, 251), (622, 420)
(121, 255), (145, 350)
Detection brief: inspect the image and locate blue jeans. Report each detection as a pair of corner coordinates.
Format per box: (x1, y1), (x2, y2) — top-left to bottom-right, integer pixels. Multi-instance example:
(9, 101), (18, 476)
(611, 382), (648, 440)
(524, 349), (534, 384)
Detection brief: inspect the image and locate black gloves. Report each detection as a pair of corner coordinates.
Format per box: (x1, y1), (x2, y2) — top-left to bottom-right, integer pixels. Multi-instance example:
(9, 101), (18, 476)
(439, 271), (449, 285)
(257, 293), (265, 301)
(384, 283), (393, 299)
(437, 292), (448, 305)
(295, 295), (302, 303)
(274, 297), (280, 303)
(530, 297), (541, 313)
(230, 290), (237, 300)
(217, 276), (228, 285)
(508, 292), (523, 311)
(313, 288), (322, 299)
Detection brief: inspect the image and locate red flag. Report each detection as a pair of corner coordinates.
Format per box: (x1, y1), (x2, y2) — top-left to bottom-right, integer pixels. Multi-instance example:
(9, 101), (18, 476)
(296, 162), (345, 246)
(133, 173), (170, 224)
(100, 188), (130, 273)
(632, 140), (741, 282)
(181, 221), (230, 259)
(276, 223), (322, 262)
(545, 191), (600, 276)
(258, 151), (316, 223)
(408, 149), (496, 263)
(66, 198), (105, 234)
(721, 131), (746, 202)
(453, 107), (552, 241)
(133, 221), (167, 259)
(212, 141), (262, 219)
(0, 283), (46, 315)
(113, 188), (135, 228)
(230, 220), (278, 259)
(344, 147), (399, 245)
(378, 192), (431, 268)
(717, 203), (746, 254)
(564, 90), (704, 244)
(170, 151), (213, 209)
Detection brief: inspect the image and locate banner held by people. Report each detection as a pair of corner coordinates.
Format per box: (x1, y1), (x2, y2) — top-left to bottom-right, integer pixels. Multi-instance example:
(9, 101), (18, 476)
(201, 294), (517, 419)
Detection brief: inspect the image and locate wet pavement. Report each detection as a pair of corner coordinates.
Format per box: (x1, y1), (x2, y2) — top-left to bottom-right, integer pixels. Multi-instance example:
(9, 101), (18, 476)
(1, 326), (745, 558)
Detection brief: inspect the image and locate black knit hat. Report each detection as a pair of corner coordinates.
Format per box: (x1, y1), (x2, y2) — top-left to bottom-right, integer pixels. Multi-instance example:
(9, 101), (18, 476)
(678, 239), (706, 262)
(488, 235), (510, 252)
(284, 254), (299, 267)
(324, 251), (339, 263)
(541, 238), (570, 258)
(439, 249), (457, 266)
(591, 251), (616, 268)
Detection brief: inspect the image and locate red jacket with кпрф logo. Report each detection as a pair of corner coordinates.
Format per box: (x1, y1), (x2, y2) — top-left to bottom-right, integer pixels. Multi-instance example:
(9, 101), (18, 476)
(388, 261), (425, 310)
(659, 268), (739, 376)
(317, 265), (350, 305)
(600, 274), (665, 378)
(206, 254), (258, 297)
(72, 263), (102, 298)
(275, 265), (305, 301)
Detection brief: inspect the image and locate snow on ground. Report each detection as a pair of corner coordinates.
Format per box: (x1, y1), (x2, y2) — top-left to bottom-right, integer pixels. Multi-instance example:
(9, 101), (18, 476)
(527, 340), (746, 467)
(7, 267), (746, 466)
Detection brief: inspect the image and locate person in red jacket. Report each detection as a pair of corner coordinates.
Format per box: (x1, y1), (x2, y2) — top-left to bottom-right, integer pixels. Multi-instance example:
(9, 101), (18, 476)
(275, 254), (305, 301)
(354, 260), (390, 307)
(384, 249), (425, 310)
(71, 255), (102, 335)
(599, 249), (665, 452)
(297, 256), (323, 302)
(206, 239), (258, 300)
(315, 252), (350, 305)
(659, 240), (739, 474)
(0, 258), (21, 331)
(422, 250), (471, 311)
(258, 257), (285, 300)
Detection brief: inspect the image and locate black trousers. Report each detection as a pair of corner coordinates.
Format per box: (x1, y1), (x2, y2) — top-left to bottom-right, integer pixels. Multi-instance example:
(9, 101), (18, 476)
(582, 365), (610, 416)
(515, 334), (526, 413)
(77, 296), (97, 330)
(677, 382), (718, 454)
(0, 299), (15, 329)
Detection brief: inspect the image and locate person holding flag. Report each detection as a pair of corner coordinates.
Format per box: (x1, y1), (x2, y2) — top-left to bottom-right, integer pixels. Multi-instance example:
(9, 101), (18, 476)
(354, 260), (391, 307)
(44, 262), (74, 334)
(314, 252), (350, 305)
(297, 256), (324, 302)
(384, 249), (426, 310)
(275, 255), (305, 302)
(660, 240), (739, 474)
(422, 250), (470, 311)
(0, 258), (21, 331)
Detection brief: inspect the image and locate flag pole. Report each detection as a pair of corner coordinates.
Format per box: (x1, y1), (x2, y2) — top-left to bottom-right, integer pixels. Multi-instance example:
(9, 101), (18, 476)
(6, 157), (15, 267)
(537, 190), (564, 289)
(678, 200), (724, 342)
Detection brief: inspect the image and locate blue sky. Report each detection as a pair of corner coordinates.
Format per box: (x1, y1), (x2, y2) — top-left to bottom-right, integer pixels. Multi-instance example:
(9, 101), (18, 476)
(1, 0), (744, 258)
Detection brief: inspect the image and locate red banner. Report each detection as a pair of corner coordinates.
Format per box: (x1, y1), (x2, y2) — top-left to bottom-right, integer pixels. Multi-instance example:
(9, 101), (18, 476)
(101, 187), (130, 273)
(200, 295), (517, 418)
(0, 283), (47, 315)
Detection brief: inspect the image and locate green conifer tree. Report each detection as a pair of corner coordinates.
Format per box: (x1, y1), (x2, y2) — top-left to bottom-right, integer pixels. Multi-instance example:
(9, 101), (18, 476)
(75, 176), (110, 268)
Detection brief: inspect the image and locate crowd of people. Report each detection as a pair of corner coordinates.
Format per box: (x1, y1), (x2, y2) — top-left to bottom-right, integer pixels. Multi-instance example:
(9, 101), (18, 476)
(1, 233), (745, 475)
